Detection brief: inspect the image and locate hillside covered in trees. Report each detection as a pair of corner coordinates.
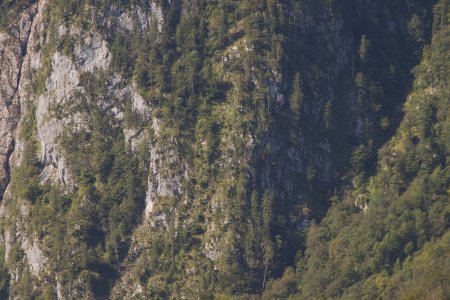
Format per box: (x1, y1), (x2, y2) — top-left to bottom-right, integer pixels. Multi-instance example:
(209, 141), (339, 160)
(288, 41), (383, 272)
(0, 0), (448, 299)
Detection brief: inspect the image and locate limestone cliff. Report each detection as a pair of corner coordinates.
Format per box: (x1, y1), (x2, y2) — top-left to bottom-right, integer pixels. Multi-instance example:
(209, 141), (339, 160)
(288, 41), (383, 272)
(0, 0), (435, 298)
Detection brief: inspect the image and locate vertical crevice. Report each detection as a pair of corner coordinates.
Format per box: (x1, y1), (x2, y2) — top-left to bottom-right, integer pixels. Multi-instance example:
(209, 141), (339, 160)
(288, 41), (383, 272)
(0, 5), (39, 201)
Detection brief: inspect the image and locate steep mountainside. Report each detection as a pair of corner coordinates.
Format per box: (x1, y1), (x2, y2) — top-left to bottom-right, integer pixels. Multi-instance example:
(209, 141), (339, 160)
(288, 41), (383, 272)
(272, 2), (449, 298)
(0, 0), (447, 299)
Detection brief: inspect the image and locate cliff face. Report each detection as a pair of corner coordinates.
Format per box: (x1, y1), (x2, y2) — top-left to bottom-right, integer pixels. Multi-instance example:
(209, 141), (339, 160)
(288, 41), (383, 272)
(0, 3), (38, 199)
(296, 3), (450, 297)
(0, 0), (437, 298)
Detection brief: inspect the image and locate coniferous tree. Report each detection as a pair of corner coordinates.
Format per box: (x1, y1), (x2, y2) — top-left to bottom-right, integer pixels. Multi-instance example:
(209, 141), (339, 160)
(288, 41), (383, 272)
(359, 34), (370, 63)
(289, 72), (304, 141)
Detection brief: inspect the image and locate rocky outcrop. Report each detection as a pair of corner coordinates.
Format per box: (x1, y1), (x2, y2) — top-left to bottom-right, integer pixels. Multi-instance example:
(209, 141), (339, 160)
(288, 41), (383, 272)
(0, 0), (431, 298)
(0, 4), (38, 199)
(35, 31), (111, 184)
(36, 51), (78, 184)
(117, 1), (164, 32)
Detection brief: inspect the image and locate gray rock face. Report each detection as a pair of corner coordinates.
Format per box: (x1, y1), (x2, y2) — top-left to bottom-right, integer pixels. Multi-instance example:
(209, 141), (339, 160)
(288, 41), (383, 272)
(74, 34), (111, 72)
(34, 30), (111, 184)
(36, 52), (79, 184)
(22, 237), (47, 277)
(0, 5), (38, 199)
(145, 143), (183, 220)
(0, 0), (422, 298)
(117, 2), (164, 32)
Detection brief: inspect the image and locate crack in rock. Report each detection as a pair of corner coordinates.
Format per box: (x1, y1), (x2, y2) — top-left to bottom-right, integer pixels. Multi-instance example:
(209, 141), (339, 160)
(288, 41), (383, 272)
(0, 5), (39, 200)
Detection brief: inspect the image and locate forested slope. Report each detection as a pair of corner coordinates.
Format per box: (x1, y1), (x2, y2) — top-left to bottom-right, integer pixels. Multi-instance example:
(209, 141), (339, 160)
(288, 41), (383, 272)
(0, 0), (448, 299)
(265, 2), (450, 298)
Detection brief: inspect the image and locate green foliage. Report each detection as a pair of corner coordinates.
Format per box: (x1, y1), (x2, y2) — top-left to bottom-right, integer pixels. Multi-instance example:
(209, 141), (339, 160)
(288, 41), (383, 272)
(8, 70), (147, 298)
(0, 0), (36, 28)
(0, 245), (9, 299)
(358, 34), (370, 63)
(322, 100), (333, 130)
(385, 231), (450, 299)
(295, 3), (450, 298)
(289, 72), (304, 139)
(2, 0), (446, 298)
(11, 103), (44, 204)
(262, 267), (298, 299)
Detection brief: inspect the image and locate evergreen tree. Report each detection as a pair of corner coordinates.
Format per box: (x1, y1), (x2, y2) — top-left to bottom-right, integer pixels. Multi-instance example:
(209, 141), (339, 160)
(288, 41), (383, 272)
(289, 72), (304, 141)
